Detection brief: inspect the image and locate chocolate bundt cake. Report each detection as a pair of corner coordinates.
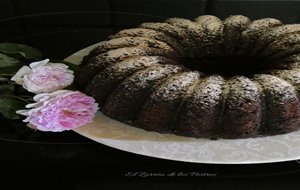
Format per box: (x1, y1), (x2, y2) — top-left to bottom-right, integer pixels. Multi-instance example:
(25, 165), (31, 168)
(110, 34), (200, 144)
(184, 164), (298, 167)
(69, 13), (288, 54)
(76, 15), (300, 139)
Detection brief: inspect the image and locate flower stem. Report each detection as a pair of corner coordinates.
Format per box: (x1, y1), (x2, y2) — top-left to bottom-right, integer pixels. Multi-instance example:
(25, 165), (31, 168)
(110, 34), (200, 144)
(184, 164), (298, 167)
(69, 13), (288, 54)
(13, 96), (32, 103)
(0, 77), (8, 82)
(0, 74), (14, 77)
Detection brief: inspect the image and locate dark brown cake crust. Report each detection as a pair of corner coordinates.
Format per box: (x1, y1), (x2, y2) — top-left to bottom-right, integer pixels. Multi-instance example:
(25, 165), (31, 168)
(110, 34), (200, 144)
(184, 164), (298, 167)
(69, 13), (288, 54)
(175, 75), (225, 138)
(136, 71), (200, 133)
(77, 15), (300, 139)
(102, 64), (185, 122)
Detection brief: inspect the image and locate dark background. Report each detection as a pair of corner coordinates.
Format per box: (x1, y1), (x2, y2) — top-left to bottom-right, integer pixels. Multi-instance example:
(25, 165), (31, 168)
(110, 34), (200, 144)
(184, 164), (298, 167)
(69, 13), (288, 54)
(1, 0), (300, 189)
(2, 0), (300, 59)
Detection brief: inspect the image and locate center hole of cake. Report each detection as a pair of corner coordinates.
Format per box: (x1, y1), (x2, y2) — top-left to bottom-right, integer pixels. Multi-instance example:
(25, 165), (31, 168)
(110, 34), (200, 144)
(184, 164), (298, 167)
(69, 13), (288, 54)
(184, 56), (271, 76)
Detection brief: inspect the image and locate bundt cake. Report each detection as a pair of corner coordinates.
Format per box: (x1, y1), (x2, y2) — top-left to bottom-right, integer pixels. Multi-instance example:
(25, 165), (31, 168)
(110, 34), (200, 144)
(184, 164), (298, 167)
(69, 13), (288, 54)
(76, 15), (300, 139)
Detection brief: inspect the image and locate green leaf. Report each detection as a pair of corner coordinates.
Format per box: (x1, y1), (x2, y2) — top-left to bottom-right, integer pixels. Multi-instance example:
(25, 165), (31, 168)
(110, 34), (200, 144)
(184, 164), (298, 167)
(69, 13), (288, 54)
(0, 83), (15, 94)
(0, 43), (42, 61)
(0, 66), (21, 76)
(0, 53), (22, 68)
(0, 97), (26, 120)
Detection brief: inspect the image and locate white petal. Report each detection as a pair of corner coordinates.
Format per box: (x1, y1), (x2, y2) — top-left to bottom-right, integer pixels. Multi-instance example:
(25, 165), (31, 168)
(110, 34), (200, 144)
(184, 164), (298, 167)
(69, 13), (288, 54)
(51, 90), (72, 97)
(33, 93), (50, 102)
(16, 109), (29, 116)
(48, 63), (69, 69)
(25, 102), (40, 108)
(10, 66), (31, 85)
(29, 59), (49, 68)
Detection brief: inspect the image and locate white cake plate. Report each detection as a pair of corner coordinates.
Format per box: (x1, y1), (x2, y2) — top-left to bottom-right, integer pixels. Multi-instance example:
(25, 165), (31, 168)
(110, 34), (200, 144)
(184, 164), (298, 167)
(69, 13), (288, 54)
(65, 43), (300, 164)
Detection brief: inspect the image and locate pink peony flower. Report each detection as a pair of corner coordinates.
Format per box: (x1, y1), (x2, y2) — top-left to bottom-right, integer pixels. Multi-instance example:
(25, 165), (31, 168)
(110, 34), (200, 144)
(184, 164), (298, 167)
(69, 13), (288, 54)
(11, 59), (74, 93)
(16, 90), (98, 132)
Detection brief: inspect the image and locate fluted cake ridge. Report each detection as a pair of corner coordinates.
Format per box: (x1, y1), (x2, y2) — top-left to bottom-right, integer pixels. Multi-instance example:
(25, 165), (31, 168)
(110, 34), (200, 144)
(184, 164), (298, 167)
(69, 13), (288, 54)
(76, 15), (300, 139)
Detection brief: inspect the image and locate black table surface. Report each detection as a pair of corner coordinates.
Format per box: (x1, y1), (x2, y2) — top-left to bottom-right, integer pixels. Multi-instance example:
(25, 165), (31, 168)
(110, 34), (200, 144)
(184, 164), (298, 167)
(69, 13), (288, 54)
(1, 0), (300, 188)
(1, 107), (300, 189)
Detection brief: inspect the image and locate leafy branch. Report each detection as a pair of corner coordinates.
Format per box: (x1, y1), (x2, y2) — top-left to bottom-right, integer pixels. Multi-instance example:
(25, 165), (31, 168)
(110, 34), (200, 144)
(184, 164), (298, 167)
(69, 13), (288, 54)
(0, 43), (42, 120)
